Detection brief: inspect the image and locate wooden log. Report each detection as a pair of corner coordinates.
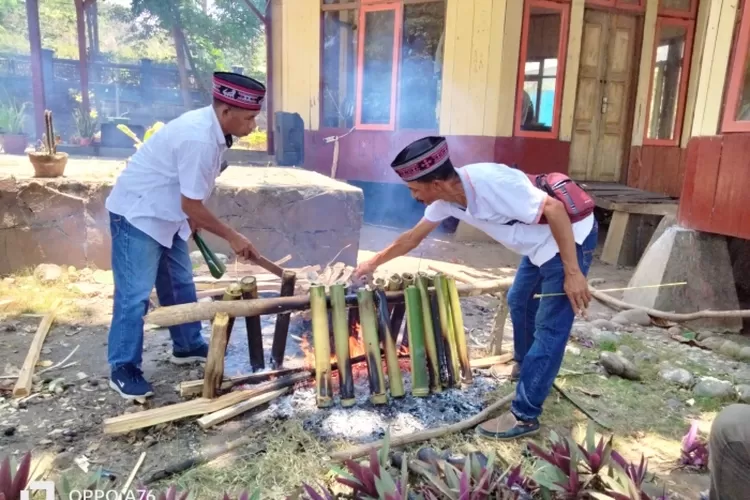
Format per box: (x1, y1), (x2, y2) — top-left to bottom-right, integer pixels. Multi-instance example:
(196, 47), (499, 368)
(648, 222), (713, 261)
(13, 299), (61, 398)
(202, 313), (230, 399)
(447, 277), (472, 384)
(405, 286), (429, 397)
(358, 288), (387, 405)
(427, 264), (475, 284)
(415, 275), (442, 394)
(197, 387), (289, 429)
(143, 280), (514, 328)
(489, 292), (509, 355)
(310, 285), (333, 408)
(104, 374), (314, 435)
(331, 391), (515, 461)
(240, 276), (264, 372)
(374, 290), (405, 398)
(331, 284), (355, 407)
(181, 366), (305, 398)
(270, 270), (297, 369)
(470, 353), (513, 368)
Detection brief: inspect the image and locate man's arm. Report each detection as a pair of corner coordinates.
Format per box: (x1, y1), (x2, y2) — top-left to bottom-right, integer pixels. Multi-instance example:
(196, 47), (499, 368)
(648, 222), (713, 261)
(354, 218), (439, 277)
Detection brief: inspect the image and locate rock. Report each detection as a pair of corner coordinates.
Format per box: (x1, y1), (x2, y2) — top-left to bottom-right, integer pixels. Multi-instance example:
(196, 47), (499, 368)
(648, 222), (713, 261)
(667, 326), (683, 336)
(599, 352), (641, 380)
(69, 283), (101, 297)
(616, 345), (635, 361)
(719, 341), (742, 358)
(92, 269), (114, 285)
(659, 367), (694, 388)
(634, 351), (659, 364)
(565, 345), (581, 356)
(38, 439), (53, 446)
(189, 251), (203, 267)
(738, 347), (750, 362)
(666, 398), (682, 410)
(700, 336), (725, 351)
(736, 385), (750, 403)
(611, 309), (652, 327)
(594, 330), (619, 346)
(52, 451), (75, 469)
(697, 330), (719, 341)
(34, 263), (63, 283)
(693, 377), (735, 398)
(3, 426), (16, 437)
(590, 319), (619, 331)
(216, 253), (229, 265)
(733, 368), (750, 383)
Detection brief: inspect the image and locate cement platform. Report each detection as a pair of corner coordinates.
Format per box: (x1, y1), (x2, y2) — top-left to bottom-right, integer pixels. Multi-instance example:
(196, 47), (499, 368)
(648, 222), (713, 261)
(0, 155), (363, 274)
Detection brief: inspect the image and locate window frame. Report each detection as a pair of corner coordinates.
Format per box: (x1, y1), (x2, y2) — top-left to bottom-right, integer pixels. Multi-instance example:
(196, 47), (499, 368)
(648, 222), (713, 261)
(354, 2), (403, 131)
(721, 0), (750, 133)
(514, 0), (570, 139)
(643, 16), (695, 146)
(585, 0), (645, 13)
(658, 0), (698, 20)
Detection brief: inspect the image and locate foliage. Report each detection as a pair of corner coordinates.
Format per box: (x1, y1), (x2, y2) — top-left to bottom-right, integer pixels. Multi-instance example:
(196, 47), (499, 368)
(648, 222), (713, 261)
(0, 98), (27, 134)
(679, 421), (709, 471)
(236, 129), (267, 151)
(70, 90), (99, 139)
(0, 451), (31, 500)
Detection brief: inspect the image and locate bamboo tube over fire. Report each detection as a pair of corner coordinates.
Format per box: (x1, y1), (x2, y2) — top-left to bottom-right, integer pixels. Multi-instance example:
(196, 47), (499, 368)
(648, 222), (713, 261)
(400, 273), (415, 350)
(357, 289), (387, 405)
(240, 277), (264, 372)
(223, 283), (243, 340)
(435, 274), (461, 387)
(387, 274), (405, 344)
(427, 275), (452, 387)
(447, 277), (472, 384)
(310, 285), (333, 408)
(415, 274), (441, 393)
(270, 270), (297, 369)
(330, 284), (356, 407)
(404, 286), (429, 397)
(374, 289), (405, 398)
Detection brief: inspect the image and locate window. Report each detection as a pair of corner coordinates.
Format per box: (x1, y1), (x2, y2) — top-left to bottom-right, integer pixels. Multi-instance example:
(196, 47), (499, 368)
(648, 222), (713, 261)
(659, 0), (697, 20)
(644, 18), (694, 145)
(515, 0), (569, 139)
(320, 0), (446, 131)
(585, 0), (644, 12)
(722, 1), (750, 133)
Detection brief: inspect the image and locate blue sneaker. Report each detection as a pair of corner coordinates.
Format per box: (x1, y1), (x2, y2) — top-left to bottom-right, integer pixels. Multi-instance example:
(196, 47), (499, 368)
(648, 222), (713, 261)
(170, 343), (209, 365)
(109, 365), (154, 399)
(476, 411), (540, 441)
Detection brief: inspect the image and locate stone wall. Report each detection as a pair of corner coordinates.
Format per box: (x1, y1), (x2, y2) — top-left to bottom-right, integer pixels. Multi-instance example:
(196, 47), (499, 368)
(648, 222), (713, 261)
(0, 157), (363, 275)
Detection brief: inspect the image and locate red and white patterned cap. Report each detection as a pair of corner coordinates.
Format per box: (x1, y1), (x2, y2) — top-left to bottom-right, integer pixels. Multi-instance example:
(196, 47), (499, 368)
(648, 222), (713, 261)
(212, 72), (266, 111)
(391, 136), (450, 182)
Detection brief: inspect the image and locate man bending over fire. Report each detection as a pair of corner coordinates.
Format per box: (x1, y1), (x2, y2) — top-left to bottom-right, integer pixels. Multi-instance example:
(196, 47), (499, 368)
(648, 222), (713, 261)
(353, 136), (597, 440)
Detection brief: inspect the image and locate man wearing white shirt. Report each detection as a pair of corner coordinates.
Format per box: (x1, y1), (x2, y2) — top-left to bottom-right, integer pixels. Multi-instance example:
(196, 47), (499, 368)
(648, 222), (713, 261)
(105, 72), (264, 399)
(354, 136), (597, 440)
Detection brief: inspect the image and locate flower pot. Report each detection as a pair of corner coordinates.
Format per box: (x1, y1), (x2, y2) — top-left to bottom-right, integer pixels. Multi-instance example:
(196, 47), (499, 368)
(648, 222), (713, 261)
(1, 134), (28, 155)
(79, 137), (92, 146)
(28, 151), (69, 178)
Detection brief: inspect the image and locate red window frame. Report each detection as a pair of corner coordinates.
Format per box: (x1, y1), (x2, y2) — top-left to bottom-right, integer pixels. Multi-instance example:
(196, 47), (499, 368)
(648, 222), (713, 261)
(354, 2), (403, 131)
(722, 1), (750, 133)
(586, 0), (645, 13)
(658, 0), (698, 20)
(643, 17), (695, 146)
(514, 0), (570, 139)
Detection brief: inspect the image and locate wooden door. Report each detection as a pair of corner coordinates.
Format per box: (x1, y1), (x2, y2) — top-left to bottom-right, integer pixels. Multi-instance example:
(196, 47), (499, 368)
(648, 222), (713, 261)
(569, 10), (638, 182)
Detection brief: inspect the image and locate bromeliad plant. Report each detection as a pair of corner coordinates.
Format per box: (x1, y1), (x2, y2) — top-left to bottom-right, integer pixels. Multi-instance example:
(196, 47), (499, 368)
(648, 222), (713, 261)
(679, 421), (709, 471)
(0, 452), (31, 500)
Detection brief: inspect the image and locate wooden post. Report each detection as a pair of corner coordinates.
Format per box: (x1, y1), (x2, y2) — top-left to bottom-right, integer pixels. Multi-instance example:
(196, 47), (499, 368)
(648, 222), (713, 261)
(374, 290), (404, 398)
(270, 270), (297, 368)
(330, 284), (355, 407)
(447, 278), (472, 384)
(404, 287), (429, 397)
(310, 285), (333, 408)
(357, 289), (387, 405)
(222, 283), (243, 341)
(489, 292), (509, 355)
(240, 277), (264, 372)
(202, 313), (230, 399)
(415, 275), (442, 393)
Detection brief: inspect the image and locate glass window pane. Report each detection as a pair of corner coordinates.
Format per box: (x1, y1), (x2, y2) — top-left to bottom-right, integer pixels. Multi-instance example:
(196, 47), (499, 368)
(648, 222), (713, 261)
(733, 44), (750, 121)
(398, 2), (446, 129)
(646, 24), (687, 141)
(519, 6), (562, 132)
(659, 0), (692, 13)
(360, 9), (396, 126)
(322, 10), (358, 128)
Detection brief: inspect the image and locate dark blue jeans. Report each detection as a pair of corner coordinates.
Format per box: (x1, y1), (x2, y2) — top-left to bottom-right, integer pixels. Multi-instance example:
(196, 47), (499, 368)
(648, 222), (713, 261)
(508, 219), (598, 421)
(108, 212), (205, 371)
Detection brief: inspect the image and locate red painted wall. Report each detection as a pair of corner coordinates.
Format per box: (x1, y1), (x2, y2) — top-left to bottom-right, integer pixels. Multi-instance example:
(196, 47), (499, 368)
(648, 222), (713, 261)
(627, 145), (686, 198)
(679, 133), (750, 240)
(303, 129), (569, 182)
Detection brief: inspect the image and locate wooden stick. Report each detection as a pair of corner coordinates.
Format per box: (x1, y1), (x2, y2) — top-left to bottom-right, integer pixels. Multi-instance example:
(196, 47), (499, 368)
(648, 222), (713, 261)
(144, 279), (515, 327)
(274, 254), (293, 266)
(270, 270), (297, 369)
(119, 452), (146, 498)
(180, 366), (306, 398)
(13, 299), (61, 398)
(488, 292), (509, 356)
(536, 282), (688, 299)
(104, 372), (312, 434)
(330, 392), (515, 461)
(241, 277), (264, 372)
(590, 285), (750, 321)
(470, 353), (513, 368)
(252, 255), (284, 278)
(203, 313), (230, 399)
(197, 387), (290, 429)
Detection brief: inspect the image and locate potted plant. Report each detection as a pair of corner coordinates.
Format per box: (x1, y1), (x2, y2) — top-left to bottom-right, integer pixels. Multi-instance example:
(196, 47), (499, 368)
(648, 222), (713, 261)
(0, 100), (29, 154)
(72, 102), (99, 146)
(28, 110), (68, 177)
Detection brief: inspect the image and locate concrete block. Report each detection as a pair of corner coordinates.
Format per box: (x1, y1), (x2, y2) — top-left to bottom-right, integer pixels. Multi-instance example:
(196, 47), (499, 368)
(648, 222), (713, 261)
(601, 212), (663, 267)
(623, 225), (741, 332)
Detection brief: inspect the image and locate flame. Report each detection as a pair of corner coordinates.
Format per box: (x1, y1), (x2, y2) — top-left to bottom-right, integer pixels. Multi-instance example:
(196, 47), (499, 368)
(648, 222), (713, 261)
(299, 322), (367, 367)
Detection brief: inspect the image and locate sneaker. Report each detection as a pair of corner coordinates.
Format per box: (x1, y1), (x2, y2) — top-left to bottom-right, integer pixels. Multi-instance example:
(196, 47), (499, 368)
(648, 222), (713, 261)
(170, 343), (209, 365)
(109, 365), (154, 399)
(476, 411), (540, 441)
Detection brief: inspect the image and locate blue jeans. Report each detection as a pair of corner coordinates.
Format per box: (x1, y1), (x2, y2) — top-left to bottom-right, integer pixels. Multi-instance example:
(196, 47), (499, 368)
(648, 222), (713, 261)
(508, 219), (598, 421)
(108, 212), (205, 371)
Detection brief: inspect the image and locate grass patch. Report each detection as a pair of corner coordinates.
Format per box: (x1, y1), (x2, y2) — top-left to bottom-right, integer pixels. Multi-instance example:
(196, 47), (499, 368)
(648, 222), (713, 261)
(0, 269), (83, 320)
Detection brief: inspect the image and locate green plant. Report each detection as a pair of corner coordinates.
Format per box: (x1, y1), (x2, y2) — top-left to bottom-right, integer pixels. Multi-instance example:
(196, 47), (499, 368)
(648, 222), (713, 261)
(0, 100), (28, 135)
(117, 122), (165, 149)
(73, 104), (99, 140)
(420, 452), (523, 500)
(0, 451), (31, 500)
(33, 110), (58, 155)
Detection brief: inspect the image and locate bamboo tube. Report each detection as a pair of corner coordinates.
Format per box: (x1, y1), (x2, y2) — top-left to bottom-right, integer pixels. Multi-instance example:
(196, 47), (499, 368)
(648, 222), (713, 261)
(447, 277), (472, 384)
(357, 289), (387, 405)
(434, 274), (460, 388)
(222, 283), (243, 340)
(404, 286), (429, 397)
(310, 285), (333, 408)
(374, 278), (387, 291)
(415, 275), (441, 393)
(428, 279), (452, 388)
(387, 274), (404, 344)
(270, 270), (297, 369)
(399, 273), (415, 349)
(330, 284), (356, 407)
(240, 277), (264, 372)
(374, 290), (405, 398)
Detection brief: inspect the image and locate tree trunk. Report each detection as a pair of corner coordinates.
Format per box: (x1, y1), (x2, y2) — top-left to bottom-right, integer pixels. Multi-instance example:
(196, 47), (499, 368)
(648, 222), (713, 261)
(25, 0), (45, 139)
(74, 0), (90, 112)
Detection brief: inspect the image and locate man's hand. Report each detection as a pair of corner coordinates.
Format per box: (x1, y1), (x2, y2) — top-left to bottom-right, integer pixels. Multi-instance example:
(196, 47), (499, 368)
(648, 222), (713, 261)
(188, 218), (198, 235)
(228, 232), (260, 261)
(354, 258), (379, 280)
(564, 269), (591, 317)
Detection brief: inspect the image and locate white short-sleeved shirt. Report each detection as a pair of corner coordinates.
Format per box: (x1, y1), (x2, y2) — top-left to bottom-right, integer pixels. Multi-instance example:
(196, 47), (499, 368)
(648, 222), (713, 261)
(424, 163), (595, 266)
(105, 106), (228, 248)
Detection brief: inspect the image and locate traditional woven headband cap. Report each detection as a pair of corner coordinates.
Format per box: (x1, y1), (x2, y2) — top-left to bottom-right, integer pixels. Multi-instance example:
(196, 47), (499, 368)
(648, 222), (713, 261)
(391, 136), (450, 182)
(212, 72), (266, 111)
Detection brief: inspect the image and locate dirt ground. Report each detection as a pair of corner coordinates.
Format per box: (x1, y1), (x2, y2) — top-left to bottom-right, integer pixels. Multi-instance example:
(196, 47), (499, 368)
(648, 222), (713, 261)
(0, 223), (742, 498)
